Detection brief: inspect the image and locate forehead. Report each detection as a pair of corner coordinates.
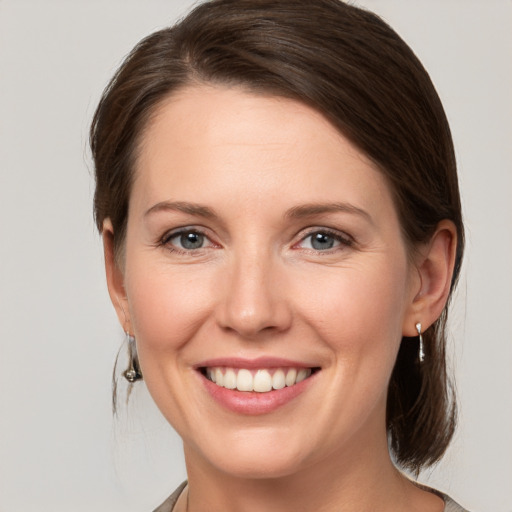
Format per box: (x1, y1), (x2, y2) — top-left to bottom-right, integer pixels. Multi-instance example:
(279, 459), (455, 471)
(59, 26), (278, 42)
(140, 83), (361, 160)
(131, 84), (396, 224)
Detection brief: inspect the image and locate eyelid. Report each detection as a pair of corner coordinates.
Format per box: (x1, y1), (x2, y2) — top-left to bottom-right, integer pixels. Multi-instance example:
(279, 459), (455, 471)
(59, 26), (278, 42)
(161, 226), (206, 243)
(159, 226), (218, 251)
(294, 227), (354, 250)
(157, 225), (353, 253)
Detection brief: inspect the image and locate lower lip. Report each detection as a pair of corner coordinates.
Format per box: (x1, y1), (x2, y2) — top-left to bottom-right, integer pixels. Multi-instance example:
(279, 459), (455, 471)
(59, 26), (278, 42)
(200, 371), (317, 415)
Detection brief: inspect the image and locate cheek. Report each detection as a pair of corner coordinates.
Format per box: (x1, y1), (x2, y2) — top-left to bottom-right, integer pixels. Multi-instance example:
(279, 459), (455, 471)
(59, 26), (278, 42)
(124, 259), (215, 358)
(123, 260), (220, 428)
(296, 260), (409, 361)
(299, 267), (406, 334)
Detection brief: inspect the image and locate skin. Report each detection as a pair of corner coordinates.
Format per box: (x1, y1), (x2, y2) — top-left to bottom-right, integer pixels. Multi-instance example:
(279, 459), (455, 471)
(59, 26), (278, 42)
(103, 84), (457, 512)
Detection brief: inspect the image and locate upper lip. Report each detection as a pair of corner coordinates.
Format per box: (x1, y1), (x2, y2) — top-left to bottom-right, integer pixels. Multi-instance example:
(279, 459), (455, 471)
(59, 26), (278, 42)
(194, 356), (319, 370)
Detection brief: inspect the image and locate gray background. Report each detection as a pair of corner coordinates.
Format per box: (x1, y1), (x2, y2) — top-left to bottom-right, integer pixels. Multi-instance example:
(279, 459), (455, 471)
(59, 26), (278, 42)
(0, 1), (510, 510)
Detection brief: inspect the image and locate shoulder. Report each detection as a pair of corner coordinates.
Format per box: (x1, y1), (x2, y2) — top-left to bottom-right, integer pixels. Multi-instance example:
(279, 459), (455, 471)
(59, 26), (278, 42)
(152, 481), (187, 512)
(413, 480), (471, 512)
(152, 480), (471, 512)
(407, 477), (471, 512)
(442, 493), (471, 512)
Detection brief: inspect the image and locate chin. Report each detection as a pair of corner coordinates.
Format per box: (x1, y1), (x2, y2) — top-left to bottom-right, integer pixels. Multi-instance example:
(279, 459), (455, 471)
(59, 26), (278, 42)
(211, 453), (306, 480)
(187, 427), (313, 480)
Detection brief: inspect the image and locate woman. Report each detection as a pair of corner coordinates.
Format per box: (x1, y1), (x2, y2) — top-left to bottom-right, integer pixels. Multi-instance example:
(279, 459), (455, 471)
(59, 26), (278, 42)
(90, 1), (468, 510)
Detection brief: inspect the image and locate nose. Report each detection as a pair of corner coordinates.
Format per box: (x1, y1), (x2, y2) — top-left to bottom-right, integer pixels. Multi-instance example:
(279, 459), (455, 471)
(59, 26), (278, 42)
(215, 249), (292, 339)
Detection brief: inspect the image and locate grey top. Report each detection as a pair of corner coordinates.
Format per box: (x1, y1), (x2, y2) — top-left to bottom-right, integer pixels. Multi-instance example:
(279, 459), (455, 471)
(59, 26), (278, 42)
(153, 481), (470, 512)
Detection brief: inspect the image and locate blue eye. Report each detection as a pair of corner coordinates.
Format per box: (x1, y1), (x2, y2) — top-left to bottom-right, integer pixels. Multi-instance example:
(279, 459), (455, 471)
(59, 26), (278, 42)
(299, 230), (351, 251)
(179, 231), (205, 249)
(310, 232), (336, 250)
(165, 230), (209, 251)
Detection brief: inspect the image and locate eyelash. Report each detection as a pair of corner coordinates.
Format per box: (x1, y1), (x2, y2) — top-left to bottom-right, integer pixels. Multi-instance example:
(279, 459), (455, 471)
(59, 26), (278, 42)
(295, 228), (354, 253)
(158, 227), (354, 254)
(159, 227), (214, 255)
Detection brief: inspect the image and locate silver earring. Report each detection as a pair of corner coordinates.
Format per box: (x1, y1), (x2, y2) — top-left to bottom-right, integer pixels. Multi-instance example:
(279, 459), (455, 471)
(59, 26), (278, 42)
(415, 322), (425, 363)
(123, 333), (143, 383)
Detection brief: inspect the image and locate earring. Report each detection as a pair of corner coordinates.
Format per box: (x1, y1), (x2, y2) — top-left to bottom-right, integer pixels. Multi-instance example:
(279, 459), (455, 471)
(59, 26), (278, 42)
(123, 333), (143, 383)
(415, 322), (425, 363)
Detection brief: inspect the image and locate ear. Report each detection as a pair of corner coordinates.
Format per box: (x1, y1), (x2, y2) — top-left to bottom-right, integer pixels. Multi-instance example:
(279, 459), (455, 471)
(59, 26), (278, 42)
(402, 220), (458, 336)
(102, 219), (131, 332)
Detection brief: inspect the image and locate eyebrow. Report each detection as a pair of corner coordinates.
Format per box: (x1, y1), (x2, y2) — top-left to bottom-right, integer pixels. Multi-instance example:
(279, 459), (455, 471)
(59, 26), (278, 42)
(285, 202), (373, 223)
(144, 201), (217, 219)
(144, 200), (372, 224)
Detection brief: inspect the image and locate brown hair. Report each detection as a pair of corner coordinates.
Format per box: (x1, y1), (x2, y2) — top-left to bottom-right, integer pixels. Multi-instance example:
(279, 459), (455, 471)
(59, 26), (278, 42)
(90, 0), (464, 472)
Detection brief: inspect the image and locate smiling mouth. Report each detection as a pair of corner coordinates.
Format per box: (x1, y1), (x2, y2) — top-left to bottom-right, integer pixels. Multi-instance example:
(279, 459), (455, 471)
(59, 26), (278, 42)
(200, 367), (319, 393)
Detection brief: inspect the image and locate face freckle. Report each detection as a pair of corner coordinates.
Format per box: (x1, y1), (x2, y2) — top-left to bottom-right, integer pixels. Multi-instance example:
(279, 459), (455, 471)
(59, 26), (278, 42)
(120, 84), (417, 479)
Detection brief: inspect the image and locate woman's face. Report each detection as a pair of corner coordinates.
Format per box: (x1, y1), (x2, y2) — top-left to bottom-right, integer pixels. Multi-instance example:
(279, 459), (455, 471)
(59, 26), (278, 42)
(114, 84), (420, 478)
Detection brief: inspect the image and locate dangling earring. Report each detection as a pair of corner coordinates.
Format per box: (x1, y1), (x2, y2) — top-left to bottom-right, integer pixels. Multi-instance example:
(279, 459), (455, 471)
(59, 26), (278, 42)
(415, 322), (425, 363)
(123, 332), (143, 383)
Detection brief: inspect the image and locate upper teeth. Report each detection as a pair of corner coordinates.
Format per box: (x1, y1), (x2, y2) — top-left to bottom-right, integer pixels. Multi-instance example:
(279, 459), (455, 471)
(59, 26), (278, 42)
(206, 367), (312, 393)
